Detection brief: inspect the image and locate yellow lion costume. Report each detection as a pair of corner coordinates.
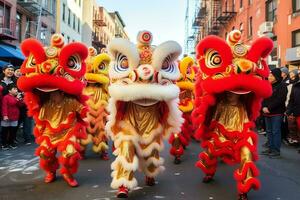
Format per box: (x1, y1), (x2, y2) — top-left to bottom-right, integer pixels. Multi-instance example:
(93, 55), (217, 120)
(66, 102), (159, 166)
(80, 47), (110, 160)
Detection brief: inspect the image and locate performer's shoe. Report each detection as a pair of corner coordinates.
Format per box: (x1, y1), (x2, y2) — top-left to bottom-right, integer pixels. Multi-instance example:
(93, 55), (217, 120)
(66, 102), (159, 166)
(238, 193), (248, 200)
(145, 176), (155, 186)
(174, 156), (181, 164)
(202, 175), (213, 183)
(117, 186), (128, 198)
(62, 173), (78, 187)
(44, 172), (56, 183)
(101, 151), (109, 161)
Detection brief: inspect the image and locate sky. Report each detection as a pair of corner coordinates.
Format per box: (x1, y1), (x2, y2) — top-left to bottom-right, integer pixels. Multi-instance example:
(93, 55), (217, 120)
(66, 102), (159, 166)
(97, 0), (186, 49)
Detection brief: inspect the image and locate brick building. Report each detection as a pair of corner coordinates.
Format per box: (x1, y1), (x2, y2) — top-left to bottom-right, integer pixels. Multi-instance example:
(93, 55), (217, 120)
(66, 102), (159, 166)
(192, 0), (300, 70)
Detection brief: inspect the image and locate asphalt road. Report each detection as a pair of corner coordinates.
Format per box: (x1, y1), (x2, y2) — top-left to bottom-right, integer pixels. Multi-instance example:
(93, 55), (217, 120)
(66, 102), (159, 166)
(0, 135), (300, 200)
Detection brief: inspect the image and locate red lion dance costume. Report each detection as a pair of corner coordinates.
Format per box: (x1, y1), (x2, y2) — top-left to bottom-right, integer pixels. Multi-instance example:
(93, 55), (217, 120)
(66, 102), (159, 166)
(80, 47), (111, 160)
(192, 30), (273, 200)
(106, 31), (183, 198)
(17, 34), (88, 187)
(169, 56), (197, 164)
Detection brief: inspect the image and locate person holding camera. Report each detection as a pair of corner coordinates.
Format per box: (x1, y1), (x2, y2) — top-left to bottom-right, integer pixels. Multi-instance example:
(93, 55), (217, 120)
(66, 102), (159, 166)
(1, 84), (24, 150)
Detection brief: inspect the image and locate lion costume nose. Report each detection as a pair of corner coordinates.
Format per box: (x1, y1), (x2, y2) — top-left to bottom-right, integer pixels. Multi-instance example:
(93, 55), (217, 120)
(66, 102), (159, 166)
(136, 64), (155, 81)
(234, 59), (255, 74)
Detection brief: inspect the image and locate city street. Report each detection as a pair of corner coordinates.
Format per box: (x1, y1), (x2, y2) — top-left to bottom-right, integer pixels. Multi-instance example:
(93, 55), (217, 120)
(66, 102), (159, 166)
(0, 135), (300, 200)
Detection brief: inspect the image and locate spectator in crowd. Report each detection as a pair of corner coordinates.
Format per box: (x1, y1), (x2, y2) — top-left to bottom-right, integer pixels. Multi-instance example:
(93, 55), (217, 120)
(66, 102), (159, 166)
(14, 67), (34, 145)
(261, 68), (288, 158)
(286, 69), (300, 151)
(0, 64), (16, 95)
(281, 67), (290, 85)
(1, 84), (23, 150)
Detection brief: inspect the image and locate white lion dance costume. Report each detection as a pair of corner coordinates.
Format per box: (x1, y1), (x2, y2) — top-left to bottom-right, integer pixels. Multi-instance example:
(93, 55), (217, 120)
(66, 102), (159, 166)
(106, 31), (183, 198)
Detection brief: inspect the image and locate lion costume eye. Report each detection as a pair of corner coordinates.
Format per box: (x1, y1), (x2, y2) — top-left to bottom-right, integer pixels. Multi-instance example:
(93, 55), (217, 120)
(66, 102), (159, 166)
(205, 49), (222, 68)
(67, 55), (81, 71)
(98, 62), (106, 71)
(114, 53), (129, 72)
(161, 54), (176, 73)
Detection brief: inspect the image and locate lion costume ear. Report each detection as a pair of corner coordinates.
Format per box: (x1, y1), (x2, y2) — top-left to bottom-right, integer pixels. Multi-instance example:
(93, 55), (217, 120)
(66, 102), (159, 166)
(21, 38), (46, 64)
(247, 37), (273, 62)
(196, 35), (233, 76)
(247, 37), (273, 78)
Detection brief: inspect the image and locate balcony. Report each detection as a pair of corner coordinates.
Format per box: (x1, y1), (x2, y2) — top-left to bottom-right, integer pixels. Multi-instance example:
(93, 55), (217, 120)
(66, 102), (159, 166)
(217, 11), (236, 25)
(93, 19), (106, 27)
(192, 6), (206, 27)
(92, 33), (106, 51)
(17, 0), (53, 16)
(0, 17), (16, 40)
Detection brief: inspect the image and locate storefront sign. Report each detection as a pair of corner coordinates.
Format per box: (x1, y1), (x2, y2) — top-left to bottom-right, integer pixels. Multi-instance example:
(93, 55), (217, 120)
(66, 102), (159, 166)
(286, 47), (300, 62)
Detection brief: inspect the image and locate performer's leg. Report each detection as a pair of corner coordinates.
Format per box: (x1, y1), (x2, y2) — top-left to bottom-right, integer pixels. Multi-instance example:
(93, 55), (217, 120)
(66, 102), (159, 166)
(111, 134), (138, 198)
(58, 136), (81, 187)
(234, 141), (260, 199)
(79, 133), (93, 159)
(92, 130), (109, 160)
(196, 138), (218, 183)
(35, 141), (59, 183)
(141, 145), (165, 186)
(169, 133), (185, 164)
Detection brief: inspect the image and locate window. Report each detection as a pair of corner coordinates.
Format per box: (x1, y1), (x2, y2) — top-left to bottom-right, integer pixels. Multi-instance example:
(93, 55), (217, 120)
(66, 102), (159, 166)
(292, 29), (300, 47)
(67, 36), (70, 43)
(77, 18), (80, 33)
(240, 23), (244, 33)
(293, 0), (300, 13)
(62, 3), (65, 21)
(270, 36), (278, 60)
(248, 16), (253, 37)
(266, 0), (277, 22)
(73, 14), (76, 29)
(16, 12), (22, 41)
(68, 8), (71, 25)
(79, 0), (81, 6)
(0, 3), (11, 29)
(240, 0), (243, 8)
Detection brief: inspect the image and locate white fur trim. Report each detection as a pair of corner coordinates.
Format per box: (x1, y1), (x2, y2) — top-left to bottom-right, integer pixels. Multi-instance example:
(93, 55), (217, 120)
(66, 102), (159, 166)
(143, 166), (165, 178)
(107, 38), (140, 79)
(152, 41), (182, 80)
(145, 157), (164, 167)
(136, 142), (164, 157)
(111, 171), (138, 189)
(163, 98), (184, 140)
(111, 154), (139, 172)
(108, 83), (180, 102)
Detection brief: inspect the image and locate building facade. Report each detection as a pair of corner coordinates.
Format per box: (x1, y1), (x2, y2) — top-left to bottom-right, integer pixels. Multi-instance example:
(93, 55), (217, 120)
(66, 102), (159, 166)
(57, 0), (83, 43)
(190, 0), (300, 70)
(92, 6), (128, 53)
(0, 0), (56, 66)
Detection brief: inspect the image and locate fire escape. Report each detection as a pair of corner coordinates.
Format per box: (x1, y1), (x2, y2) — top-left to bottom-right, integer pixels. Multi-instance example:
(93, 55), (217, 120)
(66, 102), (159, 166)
(17, 0), (54, 45)
(92, 7), (106, 52)
(207, 0), (222, 35)
(216, 0), (236, 27)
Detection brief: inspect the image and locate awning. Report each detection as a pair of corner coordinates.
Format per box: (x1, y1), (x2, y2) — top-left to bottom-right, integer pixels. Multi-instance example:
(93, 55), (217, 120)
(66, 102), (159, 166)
(0, 60), (9, 68)
(0, 43), (25, 60)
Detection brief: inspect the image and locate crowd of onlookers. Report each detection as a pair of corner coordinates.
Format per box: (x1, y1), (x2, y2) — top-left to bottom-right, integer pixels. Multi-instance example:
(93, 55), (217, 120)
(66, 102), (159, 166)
(259, 67), (300, 158)
(0, 63), (34, 150)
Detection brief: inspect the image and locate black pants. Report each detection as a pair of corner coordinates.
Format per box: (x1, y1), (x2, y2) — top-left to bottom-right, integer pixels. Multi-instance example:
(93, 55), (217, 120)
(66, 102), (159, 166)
(1, 126), (18, 146)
